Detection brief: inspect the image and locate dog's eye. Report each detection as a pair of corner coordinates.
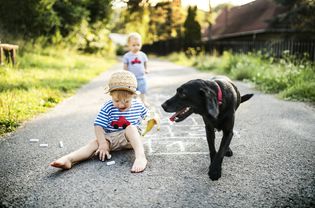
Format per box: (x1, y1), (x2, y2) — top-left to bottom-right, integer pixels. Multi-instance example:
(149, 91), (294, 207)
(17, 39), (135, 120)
(179, 92), (186, 98)
(177, 88), (187, 98)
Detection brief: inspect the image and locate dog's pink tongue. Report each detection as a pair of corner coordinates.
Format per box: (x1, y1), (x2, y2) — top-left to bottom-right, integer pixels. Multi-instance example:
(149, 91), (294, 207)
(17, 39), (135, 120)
(169, 114), (176, 122)
(170, 112), (179, 122)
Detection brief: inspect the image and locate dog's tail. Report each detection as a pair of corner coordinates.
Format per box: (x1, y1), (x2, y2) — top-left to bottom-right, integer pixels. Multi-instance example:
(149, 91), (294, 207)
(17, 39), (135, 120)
(241, 94), (254, 103)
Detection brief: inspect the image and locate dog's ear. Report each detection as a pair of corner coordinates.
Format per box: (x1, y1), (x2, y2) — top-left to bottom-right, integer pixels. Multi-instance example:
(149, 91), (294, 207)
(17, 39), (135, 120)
(200, 88), (219, 119)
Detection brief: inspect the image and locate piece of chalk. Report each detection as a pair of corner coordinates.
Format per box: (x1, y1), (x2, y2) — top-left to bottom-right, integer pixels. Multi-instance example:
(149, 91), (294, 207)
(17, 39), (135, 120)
(106, 161), (115, 166)
(59, 141), (64, 148)
(107, 154), (112, 159)
(29, 139), (39, 143)
(39, 144), (48, 147)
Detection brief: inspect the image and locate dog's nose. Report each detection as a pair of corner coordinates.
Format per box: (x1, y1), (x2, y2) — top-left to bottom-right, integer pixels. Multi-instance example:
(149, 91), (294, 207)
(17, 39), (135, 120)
(161, 102), (167, 110)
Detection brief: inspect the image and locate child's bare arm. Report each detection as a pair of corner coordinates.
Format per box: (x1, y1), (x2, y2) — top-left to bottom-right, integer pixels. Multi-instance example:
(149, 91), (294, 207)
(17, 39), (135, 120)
(123, 63), (128, 70)
(94, 125), (111, 161)
(144, 62), (149, 73)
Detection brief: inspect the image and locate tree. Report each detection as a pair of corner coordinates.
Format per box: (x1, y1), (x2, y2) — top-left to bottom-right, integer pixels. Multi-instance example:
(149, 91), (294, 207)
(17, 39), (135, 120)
(271, 0), (315, 31)
(111, 0), (151, 43)
(148, 2), (172, 41)
(147, 1), (185, 42)
(52, 0), (89, 37)
(86, 0), (113, 24)
(126, 0), (143, 13)
(183, 6), (201, 48)
(0, 0), (113, 38)
(0, 0), (58, 38)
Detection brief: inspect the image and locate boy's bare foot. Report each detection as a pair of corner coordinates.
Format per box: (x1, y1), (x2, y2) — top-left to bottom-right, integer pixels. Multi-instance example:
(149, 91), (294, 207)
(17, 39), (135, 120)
(50, 157), (72, 169)
(131, 158), (147, 173)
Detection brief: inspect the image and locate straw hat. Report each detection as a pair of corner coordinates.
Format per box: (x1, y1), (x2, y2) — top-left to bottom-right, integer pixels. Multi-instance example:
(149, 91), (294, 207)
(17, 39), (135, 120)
(107, 71), (137, 94)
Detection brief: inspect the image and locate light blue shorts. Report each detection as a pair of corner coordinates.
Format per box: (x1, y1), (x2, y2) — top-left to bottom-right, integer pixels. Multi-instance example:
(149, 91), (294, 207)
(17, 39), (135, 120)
(137, 78), (147, 94)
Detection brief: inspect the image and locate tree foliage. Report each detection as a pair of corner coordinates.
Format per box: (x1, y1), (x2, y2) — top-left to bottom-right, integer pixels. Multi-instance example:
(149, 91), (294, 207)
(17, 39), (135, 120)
(0, 0), (205, 53)
(112, 0), (185, 44)
(183, 6), (201, 47)
(149, 2), (173, 41)
(52, 0), (88, 37)
(0, 0), (113, 52)
(111, 0), (150, 42)
(272, 0), (315, 31)
(87, 0), (113, 24)
(0, 0), (58, 38)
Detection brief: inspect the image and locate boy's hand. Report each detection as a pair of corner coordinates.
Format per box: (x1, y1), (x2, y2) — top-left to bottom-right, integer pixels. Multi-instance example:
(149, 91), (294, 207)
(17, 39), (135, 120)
(95, 144), (111, 161)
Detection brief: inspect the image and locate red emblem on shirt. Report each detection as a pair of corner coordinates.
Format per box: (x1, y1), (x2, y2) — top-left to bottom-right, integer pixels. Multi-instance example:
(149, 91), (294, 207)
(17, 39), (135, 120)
(131, 57), (141, 64)
(111, 116), (131, 129)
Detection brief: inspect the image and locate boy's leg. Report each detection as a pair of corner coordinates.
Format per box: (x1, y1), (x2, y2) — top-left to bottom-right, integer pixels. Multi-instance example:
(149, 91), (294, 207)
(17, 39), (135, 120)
(125, 125), (147, 173)
(50, 139), (100, 169)
(137, 78), (150, 107)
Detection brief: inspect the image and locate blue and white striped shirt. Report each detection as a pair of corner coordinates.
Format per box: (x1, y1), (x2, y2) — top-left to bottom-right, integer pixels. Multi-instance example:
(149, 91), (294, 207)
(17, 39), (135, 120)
(94, 99), (148, 133)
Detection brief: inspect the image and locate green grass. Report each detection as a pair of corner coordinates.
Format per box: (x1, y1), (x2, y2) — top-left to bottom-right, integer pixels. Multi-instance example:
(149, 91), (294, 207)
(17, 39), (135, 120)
(165, 51), (315, 103)
(0, 47), (116, 136)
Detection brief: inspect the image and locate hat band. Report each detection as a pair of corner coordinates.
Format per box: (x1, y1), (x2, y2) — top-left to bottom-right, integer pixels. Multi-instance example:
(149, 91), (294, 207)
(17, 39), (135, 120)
(109, 85), (136, 92)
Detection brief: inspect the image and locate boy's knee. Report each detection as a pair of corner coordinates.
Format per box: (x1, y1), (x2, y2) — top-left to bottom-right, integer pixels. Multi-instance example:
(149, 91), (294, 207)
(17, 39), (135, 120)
(125, 125), (141, 138)
(125, 124), (137, 132)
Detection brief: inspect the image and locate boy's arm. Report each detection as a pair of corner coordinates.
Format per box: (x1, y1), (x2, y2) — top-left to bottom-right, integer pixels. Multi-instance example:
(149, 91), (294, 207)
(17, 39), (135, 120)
(144, 61), (149, 74)
(123, 63), (128, 70)
(123, 55), (128, 70)
(94, 125), (111, 161)
(144, 53), (149, 73)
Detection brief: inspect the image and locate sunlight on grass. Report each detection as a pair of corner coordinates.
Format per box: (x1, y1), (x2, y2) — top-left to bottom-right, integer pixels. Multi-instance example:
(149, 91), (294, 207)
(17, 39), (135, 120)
(0, 48), (116, 135)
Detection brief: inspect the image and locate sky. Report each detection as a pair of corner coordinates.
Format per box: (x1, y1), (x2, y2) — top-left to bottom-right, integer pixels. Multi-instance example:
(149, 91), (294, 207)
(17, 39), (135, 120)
(181, 0), (256, 11)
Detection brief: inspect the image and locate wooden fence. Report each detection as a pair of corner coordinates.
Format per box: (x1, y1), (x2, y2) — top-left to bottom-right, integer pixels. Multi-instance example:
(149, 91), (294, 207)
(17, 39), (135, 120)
(205, 40), (315, 61)
(142, 39), (315, 61)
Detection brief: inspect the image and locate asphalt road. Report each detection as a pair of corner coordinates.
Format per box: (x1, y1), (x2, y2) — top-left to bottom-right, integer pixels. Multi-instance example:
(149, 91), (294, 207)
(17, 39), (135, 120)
(1, 60), (314, 208)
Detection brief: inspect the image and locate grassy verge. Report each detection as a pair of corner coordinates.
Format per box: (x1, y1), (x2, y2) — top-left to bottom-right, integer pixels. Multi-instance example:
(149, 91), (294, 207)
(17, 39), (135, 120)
(165, 51), (315, 103)
(0, 47), (116, 136)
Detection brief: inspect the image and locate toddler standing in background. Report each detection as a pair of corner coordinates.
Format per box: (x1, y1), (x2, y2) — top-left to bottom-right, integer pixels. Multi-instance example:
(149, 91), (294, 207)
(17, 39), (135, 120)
(123, 32), (150, 107)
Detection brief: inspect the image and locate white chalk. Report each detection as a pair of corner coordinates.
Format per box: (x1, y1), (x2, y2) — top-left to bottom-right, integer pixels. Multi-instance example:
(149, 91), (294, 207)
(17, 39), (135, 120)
(59, 141), (64, 148)
(106, 161), (115, 166)
(107, 154), (112, 159)
(29, 139), (39, 143)
(39, 143), (48, 147)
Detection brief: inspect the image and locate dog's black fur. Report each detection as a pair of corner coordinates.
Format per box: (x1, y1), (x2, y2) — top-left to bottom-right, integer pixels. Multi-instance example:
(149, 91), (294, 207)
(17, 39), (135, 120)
(161, 77), (253, 180)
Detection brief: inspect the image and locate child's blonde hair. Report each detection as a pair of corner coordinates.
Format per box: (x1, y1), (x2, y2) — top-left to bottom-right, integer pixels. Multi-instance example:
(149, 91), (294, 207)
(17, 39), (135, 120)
(127, 32), (142, 44)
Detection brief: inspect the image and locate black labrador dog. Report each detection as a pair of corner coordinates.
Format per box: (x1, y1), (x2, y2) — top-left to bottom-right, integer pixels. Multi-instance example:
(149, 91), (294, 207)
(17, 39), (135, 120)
(161, 76), (253, 180)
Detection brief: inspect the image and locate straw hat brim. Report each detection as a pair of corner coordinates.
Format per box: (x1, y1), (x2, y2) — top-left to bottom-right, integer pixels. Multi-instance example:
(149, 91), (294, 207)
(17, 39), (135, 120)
(105, 86), (139, 94)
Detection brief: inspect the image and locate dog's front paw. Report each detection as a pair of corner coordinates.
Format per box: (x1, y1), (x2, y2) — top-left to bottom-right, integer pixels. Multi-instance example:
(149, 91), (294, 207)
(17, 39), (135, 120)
(208, 166), (222, 181)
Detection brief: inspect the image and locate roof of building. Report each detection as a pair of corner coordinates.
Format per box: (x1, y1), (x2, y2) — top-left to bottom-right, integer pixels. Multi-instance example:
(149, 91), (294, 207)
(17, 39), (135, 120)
(209, 0), (288, 40)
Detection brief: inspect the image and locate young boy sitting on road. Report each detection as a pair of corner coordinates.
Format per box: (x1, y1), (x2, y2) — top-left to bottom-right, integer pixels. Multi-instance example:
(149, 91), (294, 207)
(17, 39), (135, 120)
(50, 71), (148, 173)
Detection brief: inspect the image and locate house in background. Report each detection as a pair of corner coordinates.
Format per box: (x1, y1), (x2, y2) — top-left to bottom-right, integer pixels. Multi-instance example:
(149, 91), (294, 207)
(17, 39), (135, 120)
(208, 0), (314, 41)
(205, 0), (315, 59)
